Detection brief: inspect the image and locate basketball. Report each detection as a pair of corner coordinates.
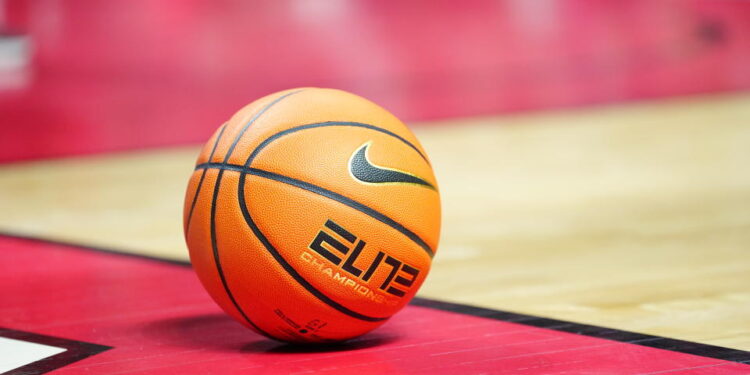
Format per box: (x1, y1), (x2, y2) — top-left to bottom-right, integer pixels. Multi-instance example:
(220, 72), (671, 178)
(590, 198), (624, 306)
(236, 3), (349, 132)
(183, 88), (441, 343)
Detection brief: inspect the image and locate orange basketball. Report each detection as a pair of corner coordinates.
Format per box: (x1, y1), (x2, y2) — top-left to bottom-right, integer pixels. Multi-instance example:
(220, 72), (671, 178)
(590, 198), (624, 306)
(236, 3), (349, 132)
(183, 88), (441, 343)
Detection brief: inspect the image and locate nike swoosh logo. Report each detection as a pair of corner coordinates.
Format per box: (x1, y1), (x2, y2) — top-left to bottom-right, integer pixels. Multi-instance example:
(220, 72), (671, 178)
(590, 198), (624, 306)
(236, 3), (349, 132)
(349, 142), (435, 189)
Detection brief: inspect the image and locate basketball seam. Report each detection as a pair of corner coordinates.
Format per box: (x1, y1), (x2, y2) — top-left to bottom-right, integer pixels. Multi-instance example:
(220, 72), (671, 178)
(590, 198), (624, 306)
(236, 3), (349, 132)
(205, 89), (303, 340)
(197, 162), (435, 258)
(208, 168), (271, 336)
(239, 122), (434, 259)
(210, 119), (435, 323)
(185, 124), (227, 233)
(243, 121), (430, 168)
(237, 120), (435, 259)
(204, 94), (431, 327)
(236, 165), (390, 322)
(221, 91), (302, 164)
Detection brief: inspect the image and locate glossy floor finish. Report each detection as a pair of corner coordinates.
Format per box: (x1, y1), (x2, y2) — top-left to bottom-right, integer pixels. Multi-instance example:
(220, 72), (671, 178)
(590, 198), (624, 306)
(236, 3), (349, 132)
(1, 0), (750, 162)
(2, 236), (749, 374)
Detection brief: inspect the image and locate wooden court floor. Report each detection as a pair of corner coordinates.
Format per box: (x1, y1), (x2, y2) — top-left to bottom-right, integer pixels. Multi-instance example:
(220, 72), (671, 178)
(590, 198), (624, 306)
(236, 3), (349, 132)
(1, 92), (749, 351)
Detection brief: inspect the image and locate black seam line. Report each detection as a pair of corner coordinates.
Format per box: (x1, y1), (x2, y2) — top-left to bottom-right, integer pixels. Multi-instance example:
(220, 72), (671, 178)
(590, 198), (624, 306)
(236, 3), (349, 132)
(207, 90), (302, 340)
(209, 169), (272, 337)
(185, 124), (227, 233)
(243, 121), (429, 168)
(236, 166), (389, 323)
(224, 103), (432, 324)
(221, 90), (303, 164)
(196, 162), (435, 259)
(2, 232), (749, 363)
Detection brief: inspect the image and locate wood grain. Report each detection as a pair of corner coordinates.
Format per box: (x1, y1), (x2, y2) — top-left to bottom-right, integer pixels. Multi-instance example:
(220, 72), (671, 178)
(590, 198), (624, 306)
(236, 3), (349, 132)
(2, 92), (749, 350)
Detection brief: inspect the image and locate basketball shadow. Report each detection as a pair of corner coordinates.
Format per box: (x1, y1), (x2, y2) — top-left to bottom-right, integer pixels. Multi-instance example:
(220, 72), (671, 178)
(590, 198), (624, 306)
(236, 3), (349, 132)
(143, 313), (398, 353)
(242, 334), (399, 354)
(141, 313), (271, 352)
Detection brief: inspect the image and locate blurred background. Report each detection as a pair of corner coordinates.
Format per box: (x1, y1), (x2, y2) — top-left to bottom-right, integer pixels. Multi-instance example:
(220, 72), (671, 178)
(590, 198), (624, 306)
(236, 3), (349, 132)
(1, 0), (750, 351)
(1, 0), (749, 161)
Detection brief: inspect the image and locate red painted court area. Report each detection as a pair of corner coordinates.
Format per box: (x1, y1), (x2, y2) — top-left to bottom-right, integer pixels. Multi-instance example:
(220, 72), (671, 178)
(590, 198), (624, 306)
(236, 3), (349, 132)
(1, 0), (750, 162)
(2, 235), (749, 374)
